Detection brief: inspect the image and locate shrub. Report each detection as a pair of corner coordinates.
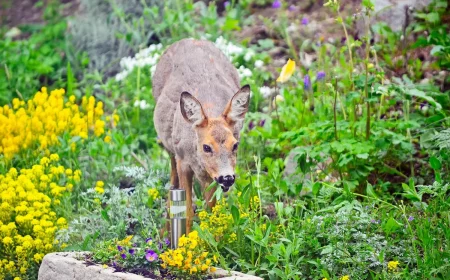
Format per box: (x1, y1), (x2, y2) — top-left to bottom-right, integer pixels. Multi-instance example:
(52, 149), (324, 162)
(0, 157), (79, 279)
(0, 87), (110, 162)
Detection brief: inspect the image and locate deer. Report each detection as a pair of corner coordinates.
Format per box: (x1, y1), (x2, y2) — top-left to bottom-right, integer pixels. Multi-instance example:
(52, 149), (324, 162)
(152, 38), (250, 233)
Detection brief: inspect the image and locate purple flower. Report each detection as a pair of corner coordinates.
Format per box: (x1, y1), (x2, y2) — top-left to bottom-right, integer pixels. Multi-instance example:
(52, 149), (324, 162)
(224, 1), (230, 8)
(272, 0), (281, 9)
(259, 119), (266, 127)
(112, 261), (118, 268)
(288, 5), (295, 11)
(301, 17), (309, 25)
(145, 250), (158, 262)
(129, 248), (135, 255)
(164, 238), (170, 247)
(408, 216), (414, 222)
(146, 237), (153, 245)
(317, 71), (326, 81)
(304, 74), (311, 90)
(117, 245), (123, 251)
(248, 121), (255, 130)
(121, 253), (126, 259)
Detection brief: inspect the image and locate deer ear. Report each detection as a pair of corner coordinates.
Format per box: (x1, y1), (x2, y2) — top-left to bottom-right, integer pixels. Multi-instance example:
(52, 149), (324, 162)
(180, 92), (208, 127)
(222, 85), (250, 126)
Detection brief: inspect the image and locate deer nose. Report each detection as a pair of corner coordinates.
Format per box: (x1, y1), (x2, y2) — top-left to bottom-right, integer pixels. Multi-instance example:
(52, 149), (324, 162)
(217, 175), (235, 190)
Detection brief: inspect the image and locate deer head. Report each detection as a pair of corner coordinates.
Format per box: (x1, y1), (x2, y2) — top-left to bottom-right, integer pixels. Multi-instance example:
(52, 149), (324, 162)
(180, 85), (250, 192)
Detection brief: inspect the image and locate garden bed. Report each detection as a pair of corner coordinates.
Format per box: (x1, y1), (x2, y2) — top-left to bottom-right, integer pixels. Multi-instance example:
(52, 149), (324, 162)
(38, 252), (263, 280)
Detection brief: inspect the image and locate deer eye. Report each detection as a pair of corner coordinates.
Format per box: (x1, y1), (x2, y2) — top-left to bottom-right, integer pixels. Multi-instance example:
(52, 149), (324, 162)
(232, 142), (239, 152)
(203, 144), (212, 153)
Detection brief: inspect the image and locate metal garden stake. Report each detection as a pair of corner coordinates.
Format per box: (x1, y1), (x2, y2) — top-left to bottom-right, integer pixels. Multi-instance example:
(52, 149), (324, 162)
(169, 188), (186, 249)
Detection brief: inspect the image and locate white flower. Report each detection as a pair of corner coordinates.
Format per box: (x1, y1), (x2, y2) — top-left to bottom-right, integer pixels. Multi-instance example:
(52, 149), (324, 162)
(133, 100), (150, 110)
(115, 44), (162, 82)
(140, 100), (150, 110)
(254, 60), (264, 68)
(259, 86), (274, 98)
(244, 50), (254, 62)
(238, 66), (252, 79)
(214, 36), (244, 61)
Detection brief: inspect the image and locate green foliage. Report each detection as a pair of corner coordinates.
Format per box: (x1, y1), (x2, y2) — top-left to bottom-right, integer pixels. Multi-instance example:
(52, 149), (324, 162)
(0, 2), (68, 104)
(413, 0), (450, 69)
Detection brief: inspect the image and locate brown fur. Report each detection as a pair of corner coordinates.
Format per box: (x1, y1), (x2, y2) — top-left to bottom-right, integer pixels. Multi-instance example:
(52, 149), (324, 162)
(152, 38), (250, 232)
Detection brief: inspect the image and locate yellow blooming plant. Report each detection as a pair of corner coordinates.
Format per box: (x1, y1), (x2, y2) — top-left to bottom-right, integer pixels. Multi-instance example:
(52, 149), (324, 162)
(199, 199), (235, 243)
(276, 58), (296, 83)
(0, 87), (118, 161)
(0, 156), (78, 279)
(160, 231), (217, 277)
(388, 260), (400, 271)
(147, 188), (159, 200)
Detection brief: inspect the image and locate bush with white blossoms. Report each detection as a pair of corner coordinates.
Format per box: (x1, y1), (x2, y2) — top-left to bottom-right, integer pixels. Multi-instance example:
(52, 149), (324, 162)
(115, 43), (163, 81)
(115, 36), (269, 84)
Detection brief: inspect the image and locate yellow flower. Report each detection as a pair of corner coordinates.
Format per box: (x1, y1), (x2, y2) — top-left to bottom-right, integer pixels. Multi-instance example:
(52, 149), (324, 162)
(148, 188), (159, 200)
(34, 253), (44, 263)
(49, 154), (59, 162)
(388, 260), (399, 271)
(340, 275), (350, 280)
(276, 58), (296, 83)
(104, 135), (112, 143)
(3, 236), (13, 245)
(95, 187), (105, 194)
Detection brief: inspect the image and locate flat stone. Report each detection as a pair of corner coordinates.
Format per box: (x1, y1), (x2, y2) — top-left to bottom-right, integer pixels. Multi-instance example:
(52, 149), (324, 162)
(38, 252), (262, 280)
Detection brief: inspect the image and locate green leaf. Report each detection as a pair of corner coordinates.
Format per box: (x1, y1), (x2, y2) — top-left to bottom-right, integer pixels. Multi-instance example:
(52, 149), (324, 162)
(312, 182), (322, 196)
(430, 156), (442, 170)
(356, 153), (369, 159)
(366, 182), (378, 199)
(146, 196), (154, 208)
(425, 12), (440, 24)
(320, 245), (333, 255)
(101, 209), (110, 223)
(430, 45), (444, 56)
(383, 217), (403, 235)
(231, 205), (240, 224)
(66, 61), (75, 96)
(406, 88), (442, 110)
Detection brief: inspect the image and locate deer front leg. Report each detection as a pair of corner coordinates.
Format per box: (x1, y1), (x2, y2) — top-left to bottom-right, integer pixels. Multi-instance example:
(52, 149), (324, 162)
(177, 159), (194, 233)
(170, 155), (179, 188)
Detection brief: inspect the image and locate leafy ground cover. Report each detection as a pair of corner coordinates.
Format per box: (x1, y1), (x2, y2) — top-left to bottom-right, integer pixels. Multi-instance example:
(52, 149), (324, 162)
(0, 0), (449, 279)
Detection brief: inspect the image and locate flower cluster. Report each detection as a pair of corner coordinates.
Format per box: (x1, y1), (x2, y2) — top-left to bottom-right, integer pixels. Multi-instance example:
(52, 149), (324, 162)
(0, 157), (77, 279)
(94, 181), (105, 194)
(160, 231), (217, 276)
(199, 199), (235, 243)
(115, 44), (163, 81)
(0, 87), (110, 160)
(147, 188), (159, 200)
(388, 260), (399, 271)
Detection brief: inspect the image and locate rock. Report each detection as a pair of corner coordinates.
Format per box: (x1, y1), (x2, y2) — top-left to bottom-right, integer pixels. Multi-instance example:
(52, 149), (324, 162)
(4, 27), (21, 39)
(357, 0), (432, 35)
(38, 252), (263, 280)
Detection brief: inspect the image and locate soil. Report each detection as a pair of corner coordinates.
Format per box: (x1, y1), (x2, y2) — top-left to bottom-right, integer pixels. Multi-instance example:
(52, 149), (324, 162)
(0, 0), (79, 28)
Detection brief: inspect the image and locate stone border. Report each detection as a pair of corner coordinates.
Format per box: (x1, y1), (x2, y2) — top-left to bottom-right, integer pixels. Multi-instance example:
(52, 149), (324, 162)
(38, 252), (262, 280)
